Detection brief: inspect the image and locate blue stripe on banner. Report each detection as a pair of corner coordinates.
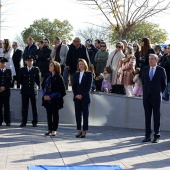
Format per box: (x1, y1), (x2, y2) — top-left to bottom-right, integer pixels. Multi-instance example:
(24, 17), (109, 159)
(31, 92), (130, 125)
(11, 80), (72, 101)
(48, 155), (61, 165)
(27, 165), (122, 170)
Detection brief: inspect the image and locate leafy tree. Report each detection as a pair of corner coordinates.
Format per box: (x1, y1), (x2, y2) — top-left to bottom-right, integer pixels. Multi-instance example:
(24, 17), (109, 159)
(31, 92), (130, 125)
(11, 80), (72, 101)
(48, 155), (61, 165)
(110, 21), (168, 44)
(21, 18), (73, 44)
(78, 0), (170, 40)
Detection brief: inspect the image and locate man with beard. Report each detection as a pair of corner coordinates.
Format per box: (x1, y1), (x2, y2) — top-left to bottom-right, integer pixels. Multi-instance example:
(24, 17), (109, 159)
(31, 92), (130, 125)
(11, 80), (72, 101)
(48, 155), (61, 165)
(37, 39), (51, 81)
(34, 40), (44, 67)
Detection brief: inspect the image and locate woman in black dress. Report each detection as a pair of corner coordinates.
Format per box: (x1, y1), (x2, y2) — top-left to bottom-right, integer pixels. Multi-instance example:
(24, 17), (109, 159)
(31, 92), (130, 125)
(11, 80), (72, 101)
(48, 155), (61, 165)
(42, 61), (66, 136)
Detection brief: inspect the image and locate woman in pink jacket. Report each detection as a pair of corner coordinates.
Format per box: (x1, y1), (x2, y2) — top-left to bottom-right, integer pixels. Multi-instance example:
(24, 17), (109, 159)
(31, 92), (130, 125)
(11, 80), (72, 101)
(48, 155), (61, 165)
(119, 46), (136, 97)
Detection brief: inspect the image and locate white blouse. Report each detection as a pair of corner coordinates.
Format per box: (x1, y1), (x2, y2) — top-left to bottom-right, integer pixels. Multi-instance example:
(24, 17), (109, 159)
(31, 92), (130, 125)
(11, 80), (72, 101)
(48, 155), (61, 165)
(3, 48), (16, 76)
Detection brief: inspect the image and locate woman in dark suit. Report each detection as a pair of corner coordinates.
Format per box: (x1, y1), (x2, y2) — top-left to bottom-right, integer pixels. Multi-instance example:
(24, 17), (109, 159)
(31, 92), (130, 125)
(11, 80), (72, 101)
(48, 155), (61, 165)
(42, 61), (66, 136)
(72, 59), (92, 138)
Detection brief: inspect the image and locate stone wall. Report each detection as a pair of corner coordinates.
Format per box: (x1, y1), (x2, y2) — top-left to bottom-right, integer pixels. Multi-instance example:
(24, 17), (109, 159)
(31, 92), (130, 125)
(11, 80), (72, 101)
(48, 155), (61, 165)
(10, 89), (170, 131)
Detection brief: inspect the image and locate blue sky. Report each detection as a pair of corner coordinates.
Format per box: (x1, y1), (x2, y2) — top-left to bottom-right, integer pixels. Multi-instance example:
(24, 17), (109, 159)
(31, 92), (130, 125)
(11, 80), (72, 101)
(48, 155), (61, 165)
(1, 0), (170, 43)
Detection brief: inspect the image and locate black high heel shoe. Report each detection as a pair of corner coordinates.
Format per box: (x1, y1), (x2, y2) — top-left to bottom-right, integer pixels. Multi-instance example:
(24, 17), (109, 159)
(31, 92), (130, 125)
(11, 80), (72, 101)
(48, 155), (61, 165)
(81, 132), (86, 138)
(76, 132), (82, 138)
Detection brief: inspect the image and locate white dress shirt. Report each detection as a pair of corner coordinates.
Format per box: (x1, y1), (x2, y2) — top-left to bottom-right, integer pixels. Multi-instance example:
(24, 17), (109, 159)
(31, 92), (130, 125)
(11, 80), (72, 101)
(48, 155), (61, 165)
(27, 67), (33, 72)
(1, 68), (6, 72)
(79, 71), (84, 84)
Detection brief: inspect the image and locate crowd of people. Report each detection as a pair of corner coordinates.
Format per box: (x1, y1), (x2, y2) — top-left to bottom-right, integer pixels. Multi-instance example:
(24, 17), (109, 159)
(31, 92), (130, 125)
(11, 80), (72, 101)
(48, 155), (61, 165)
(0, 36), (169, 141)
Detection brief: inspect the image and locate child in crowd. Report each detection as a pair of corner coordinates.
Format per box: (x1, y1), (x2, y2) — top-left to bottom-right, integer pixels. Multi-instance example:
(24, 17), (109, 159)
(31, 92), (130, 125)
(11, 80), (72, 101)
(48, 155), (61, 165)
(100, 67), (111, 93)
(89, 64), (96, 92)
(133, 67), (143, 97)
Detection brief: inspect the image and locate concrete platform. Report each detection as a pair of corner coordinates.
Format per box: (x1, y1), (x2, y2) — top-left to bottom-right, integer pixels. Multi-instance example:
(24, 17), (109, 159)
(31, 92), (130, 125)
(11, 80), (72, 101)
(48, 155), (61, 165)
(10, 89), (170, 131)
(0, 122), (170, 170)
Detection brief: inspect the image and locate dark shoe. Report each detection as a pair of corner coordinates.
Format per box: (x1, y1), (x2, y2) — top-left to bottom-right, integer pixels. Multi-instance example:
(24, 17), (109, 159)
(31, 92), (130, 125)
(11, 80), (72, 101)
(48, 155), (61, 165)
(6, 123), (10, 126)
(32, 124), (37, 127)
(0, 123), (2, 126)
(142, 137), (151, 142)
(81, 132), (86, 138)
(45, 131), (52, 136)
(152, 138), (159, 143)
(76, 132), (82, 138)
(20, 123), (26, 127)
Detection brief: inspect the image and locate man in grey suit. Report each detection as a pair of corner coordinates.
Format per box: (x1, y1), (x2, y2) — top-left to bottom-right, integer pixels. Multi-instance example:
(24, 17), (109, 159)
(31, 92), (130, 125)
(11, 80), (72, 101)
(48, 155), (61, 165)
(142, 54), (167, 143)
(50, 37), (69, 74)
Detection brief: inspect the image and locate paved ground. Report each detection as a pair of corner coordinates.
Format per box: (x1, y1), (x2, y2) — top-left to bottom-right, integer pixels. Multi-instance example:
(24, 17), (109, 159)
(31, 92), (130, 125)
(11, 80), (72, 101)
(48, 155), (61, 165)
(0, 121), (170, 170)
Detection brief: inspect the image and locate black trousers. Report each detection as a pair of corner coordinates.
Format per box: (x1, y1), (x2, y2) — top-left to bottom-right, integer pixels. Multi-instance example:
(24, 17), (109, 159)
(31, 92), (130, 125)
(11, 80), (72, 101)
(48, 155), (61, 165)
(46, 104), (59, 131)
(0, 94), (10, 124)
(74, 101), (89, 131)
(21, 95), (38, 125)
(143, 95), (161, 138)
(12, 75), (20, 88)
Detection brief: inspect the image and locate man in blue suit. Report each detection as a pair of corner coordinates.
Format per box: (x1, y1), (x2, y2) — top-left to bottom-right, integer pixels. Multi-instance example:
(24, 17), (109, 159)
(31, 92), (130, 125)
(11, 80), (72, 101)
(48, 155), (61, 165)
(142, 54), (167, 143)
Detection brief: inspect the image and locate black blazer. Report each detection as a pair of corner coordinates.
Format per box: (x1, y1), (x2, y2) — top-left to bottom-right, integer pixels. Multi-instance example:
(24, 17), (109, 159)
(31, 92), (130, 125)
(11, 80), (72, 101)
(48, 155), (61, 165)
(19, 67), (40, 95)
(22, 43), (38, 61)
(142, 66), (167, 102)
(41, 73), (66, 109)
(72, 71), (92, 103)
(65, 43), (88, 75)
(0, 69), (12, 96)
(12, 49), (22, 74)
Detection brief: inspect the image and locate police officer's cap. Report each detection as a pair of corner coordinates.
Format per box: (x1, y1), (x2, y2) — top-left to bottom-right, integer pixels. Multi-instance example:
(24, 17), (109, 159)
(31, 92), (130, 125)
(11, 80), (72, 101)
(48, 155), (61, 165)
(26, 55), (34, 61)
(0, 57), (8, 63)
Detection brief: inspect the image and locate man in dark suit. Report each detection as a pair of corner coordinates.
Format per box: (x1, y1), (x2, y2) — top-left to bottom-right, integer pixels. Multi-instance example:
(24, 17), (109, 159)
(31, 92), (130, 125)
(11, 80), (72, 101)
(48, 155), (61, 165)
(0, 57), (12, 126)
(22, 37), (38, 66)
(19, 55), (40, 127)
(142, 54), (167, 143)
(65, 37), (88, 85)
(12, 42), (22, 88)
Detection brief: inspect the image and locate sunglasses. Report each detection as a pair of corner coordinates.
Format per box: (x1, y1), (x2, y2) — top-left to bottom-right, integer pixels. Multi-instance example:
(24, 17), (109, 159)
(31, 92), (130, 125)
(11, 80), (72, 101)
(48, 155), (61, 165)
(133, 46), (137, 47)
(100, 46), (106, 47)
(116, 46), (122, 48)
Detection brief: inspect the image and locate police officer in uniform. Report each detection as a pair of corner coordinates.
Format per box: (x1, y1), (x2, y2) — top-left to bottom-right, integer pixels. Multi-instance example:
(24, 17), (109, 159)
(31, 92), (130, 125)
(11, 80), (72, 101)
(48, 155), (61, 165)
(19, 55), (40, 127)
(0, 57), (12, 126)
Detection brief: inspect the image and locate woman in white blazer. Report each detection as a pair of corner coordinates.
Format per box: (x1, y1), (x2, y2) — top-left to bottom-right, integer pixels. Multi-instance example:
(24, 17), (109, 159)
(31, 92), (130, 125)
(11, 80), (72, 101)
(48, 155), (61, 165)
(3, 39), (16, 76)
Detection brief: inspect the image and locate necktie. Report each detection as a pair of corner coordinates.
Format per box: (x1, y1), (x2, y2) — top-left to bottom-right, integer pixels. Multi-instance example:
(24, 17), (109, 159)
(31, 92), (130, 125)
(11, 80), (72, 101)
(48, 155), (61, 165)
(149, 67), (154, 81)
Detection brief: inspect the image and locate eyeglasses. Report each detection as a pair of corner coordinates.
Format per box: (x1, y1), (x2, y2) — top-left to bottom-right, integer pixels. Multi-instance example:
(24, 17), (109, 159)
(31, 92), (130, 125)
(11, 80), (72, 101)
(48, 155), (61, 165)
(116, 46), (122, 48)
(12, 45), (16, 46)
(43, 42), (48, 44)
(133, 46), (137, 47)
(100, 46), (106, 47)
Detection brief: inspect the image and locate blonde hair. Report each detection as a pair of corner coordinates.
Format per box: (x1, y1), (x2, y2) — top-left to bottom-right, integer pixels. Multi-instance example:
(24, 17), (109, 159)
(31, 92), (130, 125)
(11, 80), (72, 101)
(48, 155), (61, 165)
(77, 59), (88, 71)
